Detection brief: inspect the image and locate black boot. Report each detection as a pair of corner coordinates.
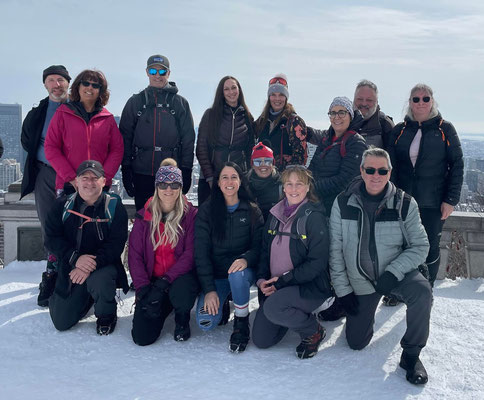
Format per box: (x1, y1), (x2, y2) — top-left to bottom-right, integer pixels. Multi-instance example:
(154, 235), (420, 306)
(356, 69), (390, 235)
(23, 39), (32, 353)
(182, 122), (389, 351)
(37, 271), (57, 307)
(317, 297), (346, 322)
(399, 351), (428, 385)
(382, 295), (400, 307)
(229, 315), (250, 353)
(296, 325), (326, 359)
(174, 312), (191, 342)
(96, 314), (117, 335)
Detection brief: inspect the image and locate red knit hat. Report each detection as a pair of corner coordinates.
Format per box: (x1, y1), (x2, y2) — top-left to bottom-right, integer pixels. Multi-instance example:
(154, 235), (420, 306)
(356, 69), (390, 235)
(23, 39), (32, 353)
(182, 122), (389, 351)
(251, 142), (274, 161)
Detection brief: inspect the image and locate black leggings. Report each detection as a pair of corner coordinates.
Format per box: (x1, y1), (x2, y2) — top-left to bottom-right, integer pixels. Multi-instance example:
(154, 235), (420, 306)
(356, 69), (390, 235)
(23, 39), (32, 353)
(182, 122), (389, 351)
(419, 208), (445, 286)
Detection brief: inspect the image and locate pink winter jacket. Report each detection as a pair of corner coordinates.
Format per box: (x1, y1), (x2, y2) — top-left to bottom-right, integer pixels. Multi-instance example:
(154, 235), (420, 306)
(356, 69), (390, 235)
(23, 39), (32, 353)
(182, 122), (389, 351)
(45, 104), (124, 189)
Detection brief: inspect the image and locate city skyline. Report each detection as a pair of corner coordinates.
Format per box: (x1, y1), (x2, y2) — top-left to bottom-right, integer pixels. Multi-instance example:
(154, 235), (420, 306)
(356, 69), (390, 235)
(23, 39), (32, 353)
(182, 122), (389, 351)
(0, 1), (484, 135)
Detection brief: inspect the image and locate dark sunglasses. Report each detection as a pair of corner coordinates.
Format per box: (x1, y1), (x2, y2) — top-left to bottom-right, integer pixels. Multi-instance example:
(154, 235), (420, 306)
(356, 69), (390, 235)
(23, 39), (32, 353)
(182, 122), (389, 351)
(80, 81), (101, 89)
(412, 96), (431, 103)
(157, 182), (182, 190)
(269, 77), (287, 86)
(252, 158), (273, 167)
(364, 167), (389, 176)
(148, 68), (168, 76)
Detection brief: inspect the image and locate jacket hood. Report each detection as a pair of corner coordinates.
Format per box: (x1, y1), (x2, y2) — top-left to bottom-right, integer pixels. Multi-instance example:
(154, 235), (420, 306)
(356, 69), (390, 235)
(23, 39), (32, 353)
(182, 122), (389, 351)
(404, 110), (441, 124)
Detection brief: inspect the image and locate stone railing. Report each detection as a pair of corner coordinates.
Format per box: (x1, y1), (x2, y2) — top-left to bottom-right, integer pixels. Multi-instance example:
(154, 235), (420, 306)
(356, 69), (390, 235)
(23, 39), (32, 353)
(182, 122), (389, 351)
(1, 181), (483, 279)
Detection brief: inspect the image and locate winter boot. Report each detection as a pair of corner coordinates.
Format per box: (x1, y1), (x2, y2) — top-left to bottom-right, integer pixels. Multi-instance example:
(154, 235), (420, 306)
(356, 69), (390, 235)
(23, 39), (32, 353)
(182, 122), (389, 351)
(96, 314), (117, 335)
(229, 315), (250, 353)
(296, 324), (326, 359)
(37, 271), (57, 307)
(218, 297), (230, 326)
(399, 351), (428, 385)
(174, 312), (191, 342)
(382, 295), (400, 307)
(317, 297), (346, 322)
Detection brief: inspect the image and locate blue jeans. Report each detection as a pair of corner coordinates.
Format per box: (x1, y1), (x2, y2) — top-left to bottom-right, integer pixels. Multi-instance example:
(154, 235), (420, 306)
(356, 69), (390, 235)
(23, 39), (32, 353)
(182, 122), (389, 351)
(196, 268), (255, 331)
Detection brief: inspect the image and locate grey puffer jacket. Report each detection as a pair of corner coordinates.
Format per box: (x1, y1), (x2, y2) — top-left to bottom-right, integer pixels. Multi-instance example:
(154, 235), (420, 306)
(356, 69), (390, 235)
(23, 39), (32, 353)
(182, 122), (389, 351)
(329, 178), (429, 297)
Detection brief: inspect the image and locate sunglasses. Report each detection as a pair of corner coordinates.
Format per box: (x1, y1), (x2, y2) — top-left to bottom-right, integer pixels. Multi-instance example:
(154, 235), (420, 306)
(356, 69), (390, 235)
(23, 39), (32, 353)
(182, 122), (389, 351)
(269, 77), (287, 86)
(363, 167), (389, 176)
(328, 110), (350, 119)
(157, 182), (182, 190)
(148, 68), (168, 76)
(412, 96), (431, 103)
(80, 81), (101, 89)
(252, 158), (273, 167)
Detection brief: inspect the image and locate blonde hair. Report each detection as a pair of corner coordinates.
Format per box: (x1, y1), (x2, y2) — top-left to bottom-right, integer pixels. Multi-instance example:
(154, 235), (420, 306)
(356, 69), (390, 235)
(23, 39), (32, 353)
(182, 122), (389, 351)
(149, 158), (187, 249)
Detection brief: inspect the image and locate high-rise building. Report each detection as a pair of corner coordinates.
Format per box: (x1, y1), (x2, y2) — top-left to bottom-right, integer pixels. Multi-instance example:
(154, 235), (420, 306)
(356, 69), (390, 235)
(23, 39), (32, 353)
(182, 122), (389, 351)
(0, 159), (21, 191)
(0, 103), (22, 162)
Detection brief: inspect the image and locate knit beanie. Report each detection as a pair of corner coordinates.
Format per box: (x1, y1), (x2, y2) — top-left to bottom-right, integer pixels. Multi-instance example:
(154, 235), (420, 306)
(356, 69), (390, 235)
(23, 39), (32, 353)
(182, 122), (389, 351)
(329, 96), (354, 119)
(43, 65), (71, 83)
(155, 165), (183, 185)
(251, 142), (274, 161)
(267, 73), (289, 99)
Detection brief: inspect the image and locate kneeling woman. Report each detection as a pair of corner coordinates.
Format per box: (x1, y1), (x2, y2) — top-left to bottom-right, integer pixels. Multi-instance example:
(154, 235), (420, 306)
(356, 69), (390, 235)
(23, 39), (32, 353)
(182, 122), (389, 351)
(129, 159), (199, 345)
(252, 165), (331, 359)
(195, 162), (263, 352)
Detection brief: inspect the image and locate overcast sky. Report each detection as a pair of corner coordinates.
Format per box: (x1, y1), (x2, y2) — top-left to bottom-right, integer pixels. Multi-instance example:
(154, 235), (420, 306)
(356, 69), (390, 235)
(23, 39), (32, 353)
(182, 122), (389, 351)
(1, 0), (484, 133)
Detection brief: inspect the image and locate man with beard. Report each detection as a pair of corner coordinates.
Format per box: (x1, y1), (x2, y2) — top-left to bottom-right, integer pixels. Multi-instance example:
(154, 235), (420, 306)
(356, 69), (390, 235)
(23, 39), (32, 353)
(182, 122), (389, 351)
(20, 65), (71, 307)
(353, 80), (394, 149)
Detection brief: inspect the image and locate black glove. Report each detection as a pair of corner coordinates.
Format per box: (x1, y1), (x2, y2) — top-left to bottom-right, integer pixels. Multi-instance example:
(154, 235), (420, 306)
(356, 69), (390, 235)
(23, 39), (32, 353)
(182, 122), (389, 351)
(121, 165), (135, 197)
(153, 277), (170, 292)
(375, 271), (399, 296)
(137, 283), (167, 320)
(181, 167), (192, 194)
(339, 292), (359, 316)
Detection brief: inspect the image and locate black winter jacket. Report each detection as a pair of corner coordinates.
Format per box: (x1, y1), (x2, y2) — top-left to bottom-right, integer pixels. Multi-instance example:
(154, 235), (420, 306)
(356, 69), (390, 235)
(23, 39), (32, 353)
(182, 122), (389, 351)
(359, 106), (394, 149)
(257, 201), (331, 300)
(119, 84), (195, 176)
(196, 104), (254, 181)
(44, 192), (129, 298)
(388, 113), (463, 208)
(20, 97), (49, 199)
(247, 169), (281, 222)
(195, 199), (264, 294)
(309, 113), (367, 215)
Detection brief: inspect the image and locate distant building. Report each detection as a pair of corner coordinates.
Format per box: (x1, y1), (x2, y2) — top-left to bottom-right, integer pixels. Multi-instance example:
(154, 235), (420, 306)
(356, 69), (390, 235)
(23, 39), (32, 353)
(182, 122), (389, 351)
(0, 159), (21, 191)
(475, 159), (484, 173)
(0, 104), (22, 163)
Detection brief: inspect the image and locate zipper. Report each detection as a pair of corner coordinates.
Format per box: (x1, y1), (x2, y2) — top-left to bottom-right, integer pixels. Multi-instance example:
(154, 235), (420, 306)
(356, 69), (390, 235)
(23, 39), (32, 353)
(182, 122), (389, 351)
(228, 108), (236, 162)
(152, 92), (157, 175)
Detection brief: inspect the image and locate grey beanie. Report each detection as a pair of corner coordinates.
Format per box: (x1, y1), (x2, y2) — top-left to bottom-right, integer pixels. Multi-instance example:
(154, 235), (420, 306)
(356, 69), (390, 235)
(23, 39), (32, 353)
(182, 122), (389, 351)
(267, 73), (289, 99)
(329, 96), (354, 119)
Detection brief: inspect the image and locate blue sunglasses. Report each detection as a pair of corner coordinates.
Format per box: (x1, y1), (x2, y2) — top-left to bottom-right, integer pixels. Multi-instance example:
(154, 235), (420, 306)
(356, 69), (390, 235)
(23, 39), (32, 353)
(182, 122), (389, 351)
(148, 68), (168, 76)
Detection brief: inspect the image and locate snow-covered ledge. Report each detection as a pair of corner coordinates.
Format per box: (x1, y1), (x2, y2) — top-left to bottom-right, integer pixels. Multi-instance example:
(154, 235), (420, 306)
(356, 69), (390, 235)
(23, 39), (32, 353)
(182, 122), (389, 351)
(1, 181), (483, 278)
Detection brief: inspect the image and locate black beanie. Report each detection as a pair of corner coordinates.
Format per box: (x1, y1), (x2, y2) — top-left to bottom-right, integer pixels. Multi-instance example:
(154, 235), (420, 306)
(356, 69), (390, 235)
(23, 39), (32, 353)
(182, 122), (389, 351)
(43, 65), (71, 83)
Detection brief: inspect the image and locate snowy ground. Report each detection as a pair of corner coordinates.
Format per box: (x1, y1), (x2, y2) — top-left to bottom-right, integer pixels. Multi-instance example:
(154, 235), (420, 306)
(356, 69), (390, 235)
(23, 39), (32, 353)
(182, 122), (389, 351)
(0, 261), (483, 400)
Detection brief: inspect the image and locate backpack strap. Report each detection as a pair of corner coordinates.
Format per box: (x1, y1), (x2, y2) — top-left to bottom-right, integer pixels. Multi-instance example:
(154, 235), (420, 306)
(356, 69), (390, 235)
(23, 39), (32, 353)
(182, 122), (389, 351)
(267, 209), (311, 249)
(394, 188), (411, 248)
(62, 192), (78, 223)
(339, 130), (356, 158)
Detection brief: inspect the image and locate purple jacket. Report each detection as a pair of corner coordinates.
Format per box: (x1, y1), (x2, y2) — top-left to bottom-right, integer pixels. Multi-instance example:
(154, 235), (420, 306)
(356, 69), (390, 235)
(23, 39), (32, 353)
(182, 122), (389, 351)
(128, 199), (197, 292)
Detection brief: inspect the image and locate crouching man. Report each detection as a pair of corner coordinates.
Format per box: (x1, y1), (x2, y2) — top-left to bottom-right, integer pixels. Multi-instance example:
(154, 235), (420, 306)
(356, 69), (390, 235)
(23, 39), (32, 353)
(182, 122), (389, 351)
(329, 147), (432, 385)
(45, 160), (129, 335)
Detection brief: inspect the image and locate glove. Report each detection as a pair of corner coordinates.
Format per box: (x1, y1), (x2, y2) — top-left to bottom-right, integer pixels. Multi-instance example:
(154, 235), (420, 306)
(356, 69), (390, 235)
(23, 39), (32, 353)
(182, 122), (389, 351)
(375, 271), (399, 296)
(153, 277), (170, 292)
(121, 165), (135, 197)
(137, 283), (167, 320)
(339, 292), (359, 316)
(181, 167), (192, 194)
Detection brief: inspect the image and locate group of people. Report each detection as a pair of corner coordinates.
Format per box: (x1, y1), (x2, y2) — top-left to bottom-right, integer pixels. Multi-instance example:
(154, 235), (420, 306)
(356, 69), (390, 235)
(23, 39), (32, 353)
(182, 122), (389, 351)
(20, 54), (464, 386)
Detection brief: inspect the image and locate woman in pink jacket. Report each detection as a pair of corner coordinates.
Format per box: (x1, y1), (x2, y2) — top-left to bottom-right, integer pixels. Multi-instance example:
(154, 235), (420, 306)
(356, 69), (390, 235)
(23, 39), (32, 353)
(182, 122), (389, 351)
(45, 69), (123, 195)
(129, 159), (199, 346)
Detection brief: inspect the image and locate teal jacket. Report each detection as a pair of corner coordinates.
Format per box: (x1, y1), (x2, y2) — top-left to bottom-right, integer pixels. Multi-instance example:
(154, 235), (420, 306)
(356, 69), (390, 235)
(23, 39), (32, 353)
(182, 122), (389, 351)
(329, 178), (429, 296)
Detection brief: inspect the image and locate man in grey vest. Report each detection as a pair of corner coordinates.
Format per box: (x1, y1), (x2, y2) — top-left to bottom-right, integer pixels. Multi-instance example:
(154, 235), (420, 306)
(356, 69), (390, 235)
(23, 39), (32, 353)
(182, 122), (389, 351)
(329, 147), (432, 385)
(20, 65), (71, 307)
(353, 80), (394, 149)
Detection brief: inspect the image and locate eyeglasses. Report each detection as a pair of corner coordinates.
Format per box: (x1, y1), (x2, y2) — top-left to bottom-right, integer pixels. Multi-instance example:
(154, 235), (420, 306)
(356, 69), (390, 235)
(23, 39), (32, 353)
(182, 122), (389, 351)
(269, 77), (287, 86)
(252, 158), (273, 167)
(157, 182), (182, 190)
(328, 110), (349, 119)
(148, 68), (168, 76)
(80, 81), (101, 89)
(363, 167), (390, 175)
(412, 96), (431, 103)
